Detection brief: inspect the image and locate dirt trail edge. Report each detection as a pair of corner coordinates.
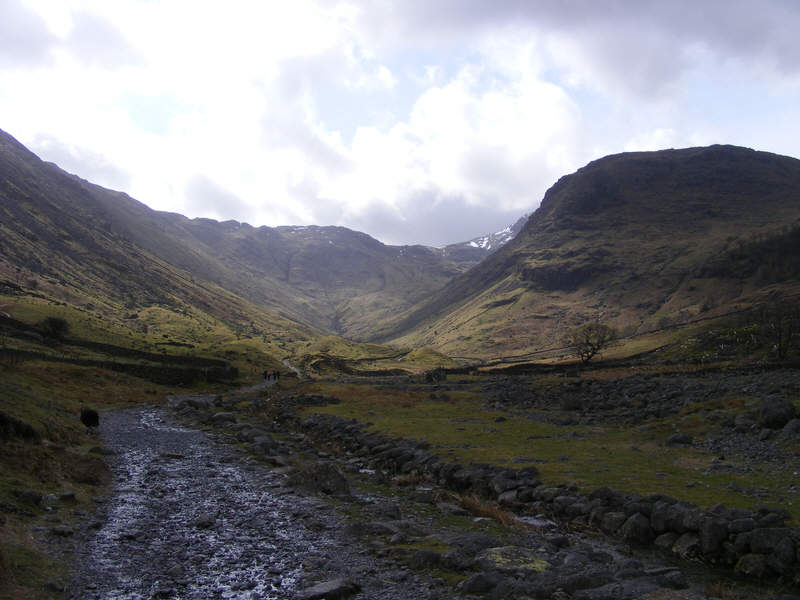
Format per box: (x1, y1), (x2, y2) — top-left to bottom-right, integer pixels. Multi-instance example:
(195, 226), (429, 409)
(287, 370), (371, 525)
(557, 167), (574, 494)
(68, 404), (455, 600)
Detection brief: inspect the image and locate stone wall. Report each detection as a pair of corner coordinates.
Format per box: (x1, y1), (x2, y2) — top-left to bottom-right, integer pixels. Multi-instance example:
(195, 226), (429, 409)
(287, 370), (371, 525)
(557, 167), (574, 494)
(299, 412), (799, 583)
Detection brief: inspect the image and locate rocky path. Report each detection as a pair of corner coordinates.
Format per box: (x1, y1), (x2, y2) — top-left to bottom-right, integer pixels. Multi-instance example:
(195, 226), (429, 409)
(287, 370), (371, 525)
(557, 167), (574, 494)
(68, 404), (456, 600)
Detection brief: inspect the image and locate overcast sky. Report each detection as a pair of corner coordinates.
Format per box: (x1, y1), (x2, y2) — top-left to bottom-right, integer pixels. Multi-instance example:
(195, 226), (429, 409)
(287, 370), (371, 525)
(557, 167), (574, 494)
(2, 1), (799, 246)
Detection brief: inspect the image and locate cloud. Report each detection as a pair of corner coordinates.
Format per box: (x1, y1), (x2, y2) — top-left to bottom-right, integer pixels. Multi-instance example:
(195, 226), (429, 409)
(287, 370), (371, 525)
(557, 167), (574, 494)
(3, 1), (800, 249)
(64, 10), (141, 68)
(344, 189), (524, 247)
(357, 1), (800, 97)
(0, 0), (56, 67)
(31, 133), (132, 191)
(184, 174), (253, 222)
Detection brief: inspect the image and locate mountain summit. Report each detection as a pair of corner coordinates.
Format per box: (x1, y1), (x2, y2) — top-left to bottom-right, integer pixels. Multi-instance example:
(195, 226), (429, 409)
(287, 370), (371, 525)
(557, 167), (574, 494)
(379, 145), (800, 358)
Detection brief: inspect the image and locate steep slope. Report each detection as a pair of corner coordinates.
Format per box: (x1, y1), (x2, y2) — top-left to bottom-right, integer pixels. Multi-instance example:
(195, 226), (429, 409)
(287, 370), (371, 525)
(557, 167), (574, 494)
(379, 145), (800, 358)
(0, 130), (320, 360)
(0, 128), (472, 339)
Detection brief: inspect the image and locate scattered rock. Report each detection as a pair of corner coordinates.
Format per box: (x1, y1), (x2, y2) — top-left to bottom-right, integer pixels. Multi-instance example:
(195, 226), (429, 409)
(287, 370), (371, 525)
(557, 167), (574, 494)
(458, 571), (501, 594)
(297, 578), (360, 600)
(666, 433), (693, 446)
(193, 513), (216, 529)
(13, 489), (42, 506)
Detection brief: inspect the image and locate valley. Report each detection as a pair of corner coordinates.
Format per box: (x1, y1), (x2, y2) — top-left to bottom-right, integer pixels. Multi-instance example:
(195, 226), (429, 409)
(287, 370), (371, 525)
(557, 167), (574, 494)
(1, 130), (799, 599)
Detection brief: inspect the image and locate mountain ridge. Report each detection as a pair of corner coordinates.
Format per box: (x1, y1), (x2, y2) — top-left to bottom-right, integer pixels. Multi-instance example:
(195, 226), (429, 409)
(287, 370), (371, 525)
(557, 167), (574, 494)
(377, 144), (800, 358)
(0, 128), (523, 342)
(4, 128), (799, 364)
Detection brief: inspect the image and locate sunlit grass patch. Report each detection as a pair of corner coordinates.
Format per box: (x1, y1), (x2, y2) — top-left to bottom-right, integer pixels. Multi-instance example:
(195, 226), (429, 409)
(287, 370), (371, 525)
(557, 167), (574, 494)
(303, 380), (800, 519)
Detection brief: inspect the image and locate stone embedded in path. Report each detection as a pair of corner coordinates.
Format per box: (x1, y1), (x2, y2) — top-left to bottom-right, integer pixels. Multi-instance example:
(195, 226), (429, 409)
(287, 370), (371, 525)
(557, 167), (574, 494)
(193, 513), (216, 529)
(297, 578), (360, 600)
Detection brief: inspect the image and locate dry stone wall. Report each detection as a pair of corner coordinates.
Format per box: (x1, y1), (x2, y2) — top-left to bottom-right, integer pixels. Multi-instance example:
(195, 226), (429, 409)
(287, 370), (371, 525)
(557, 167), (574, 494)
(300, 412), (800, 584)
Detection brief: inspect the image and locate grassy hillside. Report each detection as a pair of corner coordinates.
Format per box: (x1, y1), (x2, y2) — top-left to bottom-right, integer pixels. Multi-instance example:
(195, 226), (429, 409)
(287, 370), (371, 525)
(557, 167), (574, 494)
(0, 128), (481, 340)
(379, 145), (800, 361)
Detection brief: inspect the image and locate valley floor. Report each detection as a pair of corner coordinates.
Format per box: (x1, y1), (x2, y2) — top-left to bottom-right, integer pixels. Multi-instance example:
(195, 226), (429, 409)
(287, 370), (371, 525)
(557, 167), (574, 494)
(61, 404), (458, 600)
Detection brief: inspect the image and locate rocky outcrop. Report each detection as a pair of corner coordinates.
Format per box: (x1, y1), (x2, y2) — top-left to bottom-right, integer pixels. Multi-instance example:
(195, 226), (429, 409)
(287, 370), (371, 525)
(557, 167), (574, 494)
(299, 412), (800, 584)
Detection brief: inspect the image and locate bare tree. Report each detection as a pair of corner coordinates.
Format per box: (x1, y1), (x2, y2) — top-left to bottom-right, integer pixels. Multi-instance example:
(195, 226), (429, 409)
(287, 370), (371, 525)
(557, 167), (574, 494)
(565, 321), (617, 364)
(755, 294), (799, 360)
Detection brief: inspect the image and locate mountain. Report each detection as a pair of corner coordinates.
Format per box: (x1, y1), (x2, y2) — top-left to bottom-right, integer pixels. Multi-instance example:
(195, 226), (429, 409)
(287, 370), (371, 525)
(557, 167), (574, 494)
(0, 128), (516, 344)
(437, 214), (528, 267)
(378, 145), (800, 359)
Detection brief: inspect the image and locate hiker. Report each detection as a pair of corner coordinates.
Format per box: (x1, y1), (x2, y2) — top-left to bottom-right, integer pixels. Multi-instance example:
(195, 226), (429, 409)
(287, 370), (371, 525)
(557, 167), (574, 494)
(263, 370), (269, 381)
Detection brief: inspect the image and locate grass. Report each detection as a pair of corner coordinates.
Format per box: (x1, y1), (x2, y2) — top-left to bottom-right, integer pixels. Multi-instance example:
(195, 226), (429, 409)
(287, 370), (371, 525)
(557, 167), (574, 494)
(0, 359), (192, 600)
(301, 377), (800, 519)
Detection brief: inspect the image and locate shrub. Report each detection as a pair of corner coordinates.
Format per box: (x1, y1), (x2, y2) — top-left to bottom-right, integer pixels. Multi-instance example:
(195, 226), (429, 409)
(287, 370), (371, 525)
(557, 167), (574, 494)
(37, 316), (70, 341)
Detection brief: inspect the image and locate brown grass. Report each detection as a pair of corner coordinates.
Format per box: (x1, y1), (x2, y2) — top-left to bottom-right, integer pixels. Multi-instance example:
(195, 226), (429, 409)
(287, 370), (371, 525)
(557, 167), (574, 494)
(448, 492), (517, 527)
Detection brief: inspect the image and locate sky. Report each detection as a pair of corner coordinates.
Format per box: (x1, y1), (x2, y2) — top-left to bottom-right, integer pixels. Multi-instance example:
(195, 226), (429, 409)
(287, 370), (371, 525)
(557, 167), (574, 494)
(2, 1), (799, 247)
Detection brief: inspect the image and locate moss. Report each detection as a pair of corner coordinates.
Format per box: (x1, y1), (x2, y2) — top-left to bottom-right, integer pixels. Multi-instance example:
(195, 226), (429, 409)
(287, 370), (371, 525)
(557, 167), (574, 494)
(479, 546), (549, 574)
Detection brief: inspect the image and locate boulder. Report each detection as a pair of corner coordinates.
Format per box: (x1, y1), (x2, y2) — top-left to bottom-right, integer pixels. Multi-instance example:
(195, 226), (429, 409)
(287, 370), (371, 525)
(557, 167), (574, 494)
(735, 553), (768, 578)
(13, 489), (42, 506)
(758, 397), (796, 430)
(600, 511), (627, 534)
(620, 513), (653, 544)
(448, 533), (502, 556)
(672, 533), (700, 559)
(297, 578), (360, 600)
(458, 572), (501, 594)
(654, 532), (679, 551)
(193, 513), (216, 529)
(666, 433), (693, 446)
(699, 517), (728, 555)
(749, 528), (792, 554)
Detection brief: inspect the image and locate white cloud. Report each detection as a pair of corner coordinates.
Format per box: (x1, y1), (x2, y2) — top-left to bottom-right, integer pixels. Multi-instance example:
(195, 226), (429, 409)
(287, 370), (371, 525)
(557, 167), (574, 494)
(2, 1), (800, 247)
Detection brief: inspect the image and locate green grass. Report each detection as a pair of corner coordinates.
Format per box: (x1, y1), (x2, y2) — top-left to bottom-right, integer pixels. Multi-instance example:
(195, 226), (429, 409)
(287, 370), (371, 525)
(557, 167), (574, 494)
(0, 358), (194, 600)
(302, 379), (800, 519)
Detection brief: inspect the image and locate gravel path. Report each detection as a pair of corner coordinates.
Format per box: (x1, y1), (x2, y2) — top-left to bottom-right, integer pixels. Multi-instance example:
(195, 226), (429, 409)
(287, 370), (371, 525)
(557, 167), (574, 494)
(68, 405), (454, 600)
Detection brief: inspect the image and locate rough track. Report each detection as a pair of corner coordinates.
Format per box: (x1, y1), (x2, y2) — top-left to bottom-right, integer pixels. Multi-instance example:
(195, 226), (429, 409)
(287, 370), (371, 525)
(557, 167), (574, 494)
(69, 405), (455, 599)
